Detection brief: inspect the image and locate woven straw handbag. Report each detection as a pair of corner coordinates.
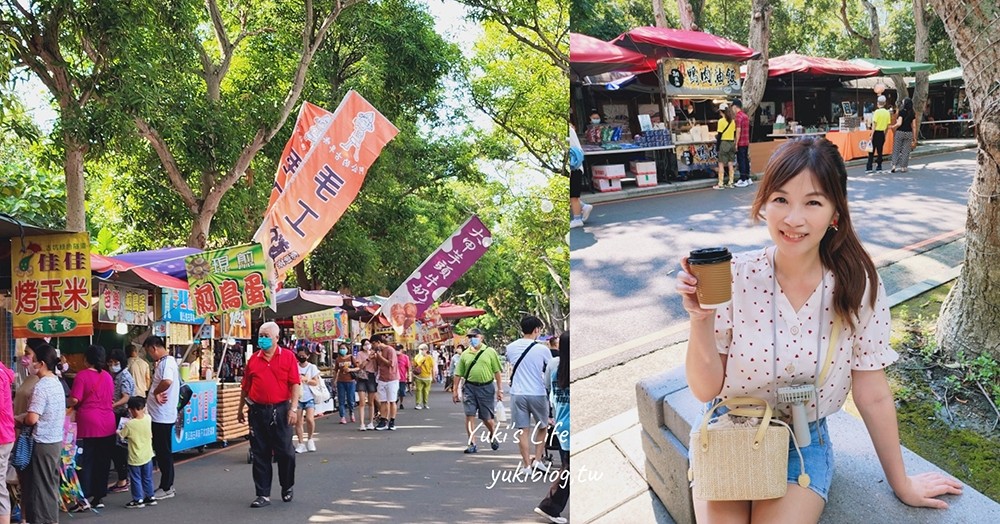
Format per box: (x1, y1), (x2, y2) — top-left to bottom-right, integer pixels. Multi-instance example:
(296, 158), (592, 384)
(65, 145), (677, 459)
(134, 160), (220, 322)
(688, 396), (807, 501)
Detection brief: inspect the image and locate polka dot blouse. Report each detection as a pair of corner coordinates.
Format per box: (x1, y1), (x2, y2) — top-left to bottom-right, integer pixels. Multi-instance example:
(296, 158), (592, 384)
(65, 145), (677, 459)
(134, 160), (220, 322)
(713, 248), (898, 419)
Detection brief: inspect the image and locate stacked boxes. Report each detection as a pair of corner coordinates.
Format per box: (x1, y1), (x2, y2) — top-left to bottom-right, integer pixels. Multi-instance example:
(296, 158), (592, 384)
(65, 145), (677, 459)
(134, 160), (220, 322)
(629, 161), (658, 187)
(592, 163), (625, 192)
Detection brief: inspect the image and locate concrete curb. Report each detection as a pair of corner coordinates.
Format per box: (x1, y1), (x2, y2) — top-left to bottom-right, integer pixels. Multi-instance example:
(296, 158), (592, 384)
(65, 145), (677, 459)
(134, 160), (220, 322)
(581, 141), (977, 205)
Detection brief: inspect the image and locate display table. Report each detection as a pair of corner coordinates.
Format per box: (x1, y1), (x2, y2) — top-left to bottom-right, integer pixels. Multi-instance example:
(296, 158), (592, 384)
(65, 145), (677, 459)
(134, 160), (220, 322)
(171, 380), (218, 453)
(583, 144), (678, 189)
(824, 129), (895, 161)
(583, 144), (676, 156)
(216, 382), (249, 444)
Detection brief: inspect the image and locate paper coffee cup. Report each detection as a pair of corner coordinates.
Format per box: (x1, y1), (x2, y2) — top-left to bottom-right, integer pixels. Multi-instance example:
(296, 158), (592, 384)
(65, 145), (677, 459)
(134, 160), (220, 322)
(688, 247), (733, 308)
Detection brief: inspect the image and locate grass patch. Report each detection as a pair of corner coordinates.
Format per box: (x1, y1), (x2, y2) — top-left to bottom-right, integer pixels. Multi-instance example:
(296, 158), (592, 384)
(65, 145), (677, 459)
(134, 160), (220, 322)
(886, 280), (1000, 501)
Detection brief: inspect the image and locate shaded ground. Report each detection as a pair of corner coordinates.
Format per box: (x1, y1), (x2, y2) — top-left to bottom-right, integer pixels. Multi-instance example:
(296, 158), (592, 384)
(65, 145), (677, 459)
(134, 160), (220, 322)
(885, 281), (1000, 501)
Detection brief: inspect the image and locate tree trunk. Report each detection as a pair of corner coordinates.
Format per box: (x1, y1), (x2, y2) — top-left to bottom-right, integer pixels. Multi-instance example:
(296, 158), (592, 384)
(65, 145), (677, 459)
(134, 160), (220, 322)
(929, 0), (1000, 361)
(295, 263), (312, 291)
(911, 0), (931, 128)
(186, 212), (211, 249)
(742, 0), (771, 118)
(652, 0), (668, 27)
(676, 0), (699, 31)
(63, 133), (88, 232)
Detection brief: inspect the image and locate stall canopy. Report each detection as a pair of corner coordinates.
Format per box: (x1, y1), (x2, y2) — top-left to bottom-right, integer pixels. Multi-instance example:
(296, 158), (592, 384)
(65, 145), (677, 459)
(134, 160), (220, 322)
(259, 288), (351, 320)
(767, 53), (880, 78)
(612, 26), (760, 62)
(437, 302), (486, 320)
(113, 247), (202, 280)
(908, 67), (964, 86)
(570, 32), (655, 79)
(848, 58), (934, 75)
(91, 253), (189, 290)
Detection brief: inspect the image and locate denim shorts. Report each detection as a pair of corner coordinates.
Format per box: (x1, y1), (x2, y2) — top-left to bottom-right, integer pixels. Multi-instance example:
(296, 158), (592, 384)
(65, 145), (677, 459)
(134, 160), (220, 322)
(298, 399), (315, 410)
(691, 403), (835, 502)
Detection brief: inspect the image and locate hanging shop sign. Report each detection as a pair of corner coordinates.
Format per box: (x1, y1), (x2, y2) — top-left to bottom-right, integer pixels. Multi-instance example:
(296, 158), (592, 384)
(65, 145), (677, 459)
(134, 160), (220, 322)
(168, 322), (194, 345)
(293, 308), (347, 342)
(663, 59), (741, 97)
(184, 243), (272, 317)
(255, 91), (400, 284)
(383, 215), (492, 337)
(98, 283), (149, 326)
(221, 309), (252, 340)
(11, 232), (93, 337)
(162, 289), (203, 324)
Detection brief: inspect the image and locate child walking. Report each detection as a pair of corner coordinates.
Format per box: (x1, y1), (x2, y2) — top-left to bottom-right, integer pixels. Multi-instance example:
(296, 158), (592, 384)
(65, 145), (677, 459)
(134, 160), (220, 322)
(676, 138), (962, 523)
(117, 396), (157, 508)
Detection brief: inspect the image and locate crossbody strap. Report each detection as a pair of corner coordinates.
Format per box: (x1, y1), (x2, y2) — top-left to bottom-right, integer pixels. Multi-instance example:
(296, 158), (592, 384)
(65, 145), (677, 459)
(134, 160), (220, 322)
(463, 348), (488, 379)
(509, 342), (539, 386)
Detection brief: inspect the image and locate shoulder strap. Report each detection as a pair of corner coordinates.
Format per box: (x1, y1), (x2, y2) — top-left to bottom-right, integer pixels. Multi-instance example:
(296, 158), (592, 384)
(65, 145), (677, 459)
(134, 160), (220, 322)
(463, 348), (488, 378)
(816, 316), (842, 387)
(509, 341), (539, 386)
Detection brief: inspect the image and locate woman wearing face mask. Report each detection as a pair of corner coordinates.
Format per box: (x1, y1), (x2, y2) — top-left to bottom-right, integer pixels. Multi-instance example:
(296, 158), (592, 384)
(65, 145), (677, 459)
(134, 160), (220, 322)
(333, 344), (359, 424)
(67, 345), (116, 510)
(354, 339), (379, 431)
(15, 343), (66, 524)
(107, 347), (135, 493)
(294, 350), (320, 453)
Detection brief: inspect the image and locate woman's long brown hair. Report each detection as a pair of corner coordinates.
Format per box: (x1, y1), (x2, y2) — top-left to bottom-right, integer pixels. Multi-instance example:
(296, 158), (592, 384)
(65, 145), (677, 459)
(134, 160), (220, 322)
(749, 138), (878, 332)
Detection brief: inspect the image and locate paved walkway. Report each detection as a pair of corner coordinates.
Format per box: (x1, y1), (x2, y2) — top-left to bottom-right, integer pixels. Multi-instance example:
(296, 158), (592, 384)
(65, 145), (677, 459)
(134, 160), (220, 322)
(581, 139), (977, 205)
(569, 235), (976, 523)
(61, 384), (565, 523)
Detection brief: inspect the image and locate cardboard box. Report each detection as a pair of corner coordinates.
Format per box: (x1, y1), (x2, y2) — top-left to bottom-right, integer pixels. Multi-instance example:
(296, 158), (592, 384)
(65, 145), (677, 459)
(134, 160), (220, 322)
(629, 161), (657, 175)
(592, 164), (625, 178)
(593, 176), (622, 192)
(635, 173), (657, 187)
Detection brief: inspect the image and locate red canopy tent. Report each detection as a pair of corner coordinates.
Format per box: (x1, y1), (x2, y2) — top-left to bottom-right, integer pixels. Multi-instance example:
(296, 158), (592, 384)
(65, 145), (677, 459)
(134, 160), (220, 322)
(570, 32), (655, 79)
(767, 53), (880, 78)
(436, 302), (486, 321)
(91, 253), (189, 290)
(612, 26), (760, 63)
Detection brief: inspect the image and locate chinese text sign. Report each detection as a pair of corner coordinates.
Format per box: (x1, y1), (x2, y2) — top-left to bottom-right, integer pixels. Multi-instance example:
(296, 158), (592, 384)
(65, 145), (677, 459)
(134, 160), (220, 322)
(184, 243), (272, 317)
(11, 233), (93, 337)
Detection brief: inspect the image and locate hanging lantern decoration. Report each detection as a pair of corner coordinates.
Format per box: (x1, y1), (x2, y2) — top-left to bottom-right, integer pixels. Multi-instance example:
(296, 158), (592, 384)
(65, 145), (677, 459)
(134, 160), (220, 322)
(873, 82), (887, 95)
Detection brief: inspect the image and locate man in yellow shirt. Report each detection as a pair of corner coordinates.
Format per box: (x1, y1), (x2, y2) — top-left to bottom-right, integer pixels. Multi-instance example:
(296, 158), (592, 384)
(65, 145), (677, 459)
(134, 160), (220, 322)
(867, 95), (891, 174)
(412, 344), (435, 409)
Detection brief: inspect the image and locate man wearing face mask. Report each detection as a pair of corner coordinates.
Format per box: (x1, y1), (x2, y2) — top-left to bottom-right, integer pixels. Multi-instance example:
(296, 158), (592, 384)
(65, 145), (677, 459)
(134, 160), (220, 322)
(333, 343), (358, 424)
(237, 322), (300, 508)
(372, 334), (399, 431)
(452, 328), (503, 454)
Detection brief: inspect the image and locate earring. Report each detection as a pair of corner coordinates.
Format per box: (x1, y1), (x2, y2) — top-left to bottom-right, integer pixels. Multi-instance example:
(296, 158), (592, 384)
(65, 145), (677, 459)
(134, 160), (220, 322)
(830, 218), (839, 232)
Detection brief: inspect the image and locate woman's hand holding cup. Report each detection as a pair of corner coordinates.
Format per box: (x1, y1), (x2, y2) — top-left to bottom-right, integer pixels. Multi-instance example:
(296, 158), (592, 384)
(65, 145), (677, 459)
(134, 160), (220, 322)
(677, 256), (715, 321)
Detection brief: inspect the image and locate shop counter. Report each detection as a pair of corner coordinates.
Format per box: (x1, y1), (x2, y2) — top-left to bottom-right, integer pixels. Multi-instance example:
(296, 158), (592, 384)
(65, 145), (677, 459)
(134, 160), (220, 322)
(824, 129), (895, 161)
(171, 379), (218, 453)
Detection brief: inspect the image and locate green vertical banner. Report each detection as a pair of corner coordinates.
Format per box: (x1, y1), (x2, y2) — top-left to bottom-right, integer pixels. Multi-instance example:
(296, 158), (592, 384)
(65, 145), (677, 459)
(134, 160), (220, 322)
(185, 243), (272, 317)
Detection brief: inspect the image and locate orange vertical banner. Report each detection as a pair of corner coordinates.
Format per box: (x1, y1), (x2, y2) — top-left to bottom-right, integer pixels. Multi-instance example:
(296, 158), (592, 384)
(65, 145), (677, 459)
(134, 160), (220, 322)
(255, 91), (399, 283)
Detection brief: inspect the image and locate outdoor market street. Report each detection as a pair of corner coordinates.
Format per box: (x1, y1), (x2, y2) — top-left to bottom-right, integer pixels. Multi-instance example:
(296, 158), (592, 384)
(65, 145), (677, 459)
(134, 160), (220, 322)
(60, 386), (566, 524)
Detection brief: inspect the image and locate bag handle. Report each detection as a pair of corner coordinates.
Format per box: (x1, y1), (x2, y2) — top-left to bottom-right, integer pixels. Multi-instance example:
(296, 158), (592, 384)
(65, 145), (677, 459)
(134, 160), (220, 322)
(509, 341), (539, 386)
(698, 396), (773, 451)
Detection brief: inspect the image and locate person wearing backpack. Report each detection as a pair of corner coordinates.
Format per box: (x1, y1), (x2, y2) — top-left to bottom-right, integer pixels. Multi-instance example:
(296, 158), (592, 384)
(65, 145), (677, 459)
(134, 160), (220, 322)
(452, 329), (503, 454)
(505, 316), (553, 475)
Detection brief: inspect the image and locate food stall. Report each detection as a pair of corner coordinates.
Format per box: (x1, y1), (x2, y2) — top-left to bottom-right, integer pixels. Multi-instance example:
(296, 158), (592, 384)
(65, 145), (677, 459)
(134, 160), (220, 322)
(572, 27), (760, 191)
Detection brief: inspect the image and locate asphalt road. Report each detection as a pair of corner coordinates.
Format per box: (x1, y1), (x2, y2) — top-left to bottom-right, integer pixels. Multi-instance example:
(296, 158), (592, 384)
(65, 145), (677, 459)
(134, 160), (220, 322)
(63, 385), (566, 524)
(569, 148), (977, 382)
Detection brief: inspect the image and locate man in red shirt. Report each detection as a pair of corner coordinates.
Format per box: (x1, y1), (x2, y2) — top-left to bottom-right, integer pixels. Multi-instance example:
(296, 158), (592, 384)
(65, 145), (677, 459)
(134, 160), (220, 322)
(733, 98), (753, 187)
(237, 321), (301, 508)
(395, 344), (411, 411)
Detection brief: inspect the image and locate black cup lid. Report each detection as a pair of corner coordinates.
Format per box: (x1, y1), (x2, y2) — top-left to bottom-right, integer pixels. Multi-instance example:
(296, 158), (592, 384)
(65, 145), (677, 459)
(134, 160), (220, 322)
(688, 247), (732, 264)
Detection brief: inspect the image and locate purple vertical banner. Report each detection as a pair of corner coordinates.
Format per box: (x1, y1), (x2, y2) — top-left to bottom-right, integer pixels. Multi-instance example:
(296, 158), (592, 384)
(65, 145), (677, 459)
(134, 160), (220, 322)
(383, 215), (492, 336)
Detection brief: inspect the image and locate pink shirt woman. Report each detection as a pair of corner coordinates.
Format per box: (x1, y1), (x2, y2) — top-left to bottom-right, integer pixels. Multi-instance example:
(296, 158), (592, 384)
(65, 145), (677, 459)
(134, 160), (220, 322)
(70, 367), (116, 438)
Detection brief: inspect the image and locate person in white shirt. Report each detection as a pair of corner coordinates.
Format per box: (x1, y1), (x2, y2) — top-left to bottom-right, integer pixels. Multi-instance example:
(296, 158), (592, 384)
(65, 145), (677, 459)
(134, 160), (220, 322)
(505, 316), (552, 475)
(142, 336), (180, 500)
(295, 348), (321, 453)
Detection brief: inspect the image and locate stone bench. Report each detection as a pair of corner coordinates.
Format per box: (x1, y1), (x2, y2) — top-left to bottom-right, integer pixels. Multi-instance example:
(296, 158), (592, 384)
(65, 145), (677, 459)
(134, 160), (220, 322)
(636, 366), (1000, 523)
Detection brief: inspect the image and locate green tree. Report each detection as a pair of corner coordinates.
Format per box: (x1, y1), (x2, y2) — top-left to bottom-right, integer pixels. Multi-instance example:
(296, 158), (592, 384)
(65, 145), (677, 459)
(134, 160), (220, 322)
(0, 105), (66, 229)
